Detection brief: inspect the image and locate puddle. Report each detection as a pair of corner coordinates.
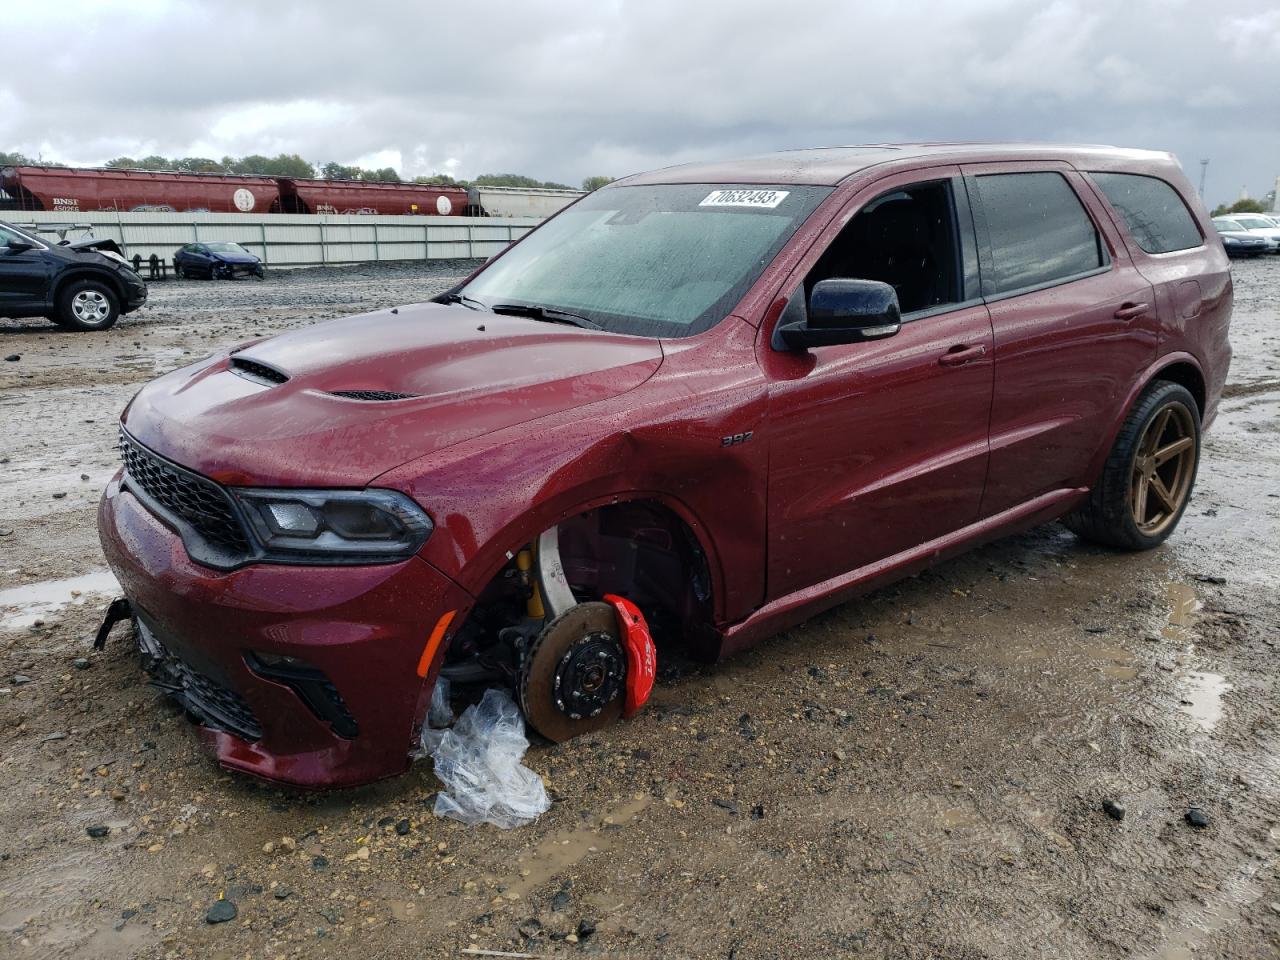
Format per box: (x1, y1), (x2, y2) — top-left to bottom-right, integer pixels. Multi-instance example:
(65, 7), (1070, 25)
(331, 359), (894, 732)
(1083, 643), (1140, 682)
(1163, 582), (1201, 643)
(489, 793), (650, 900)
(0, 570), (120, 631)
(1179, 671), (1232, 733)
(1150, 855), (1270, 960)
(940, 807), (979, 831)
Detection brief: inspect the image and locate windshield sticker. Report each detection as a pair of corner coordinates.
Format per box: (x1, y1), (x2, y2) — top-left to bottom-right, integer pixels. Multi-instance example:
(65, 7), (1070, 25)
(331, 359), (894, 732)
(699, 189), (790, 209)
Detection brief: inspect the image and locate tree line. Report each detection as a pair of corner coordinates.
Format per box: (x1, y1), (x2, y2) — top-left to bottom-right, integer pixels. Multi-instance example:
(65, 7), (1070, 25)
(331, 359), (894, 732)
(1210, 197), (1272, 217)
(1, 150), (612, 192)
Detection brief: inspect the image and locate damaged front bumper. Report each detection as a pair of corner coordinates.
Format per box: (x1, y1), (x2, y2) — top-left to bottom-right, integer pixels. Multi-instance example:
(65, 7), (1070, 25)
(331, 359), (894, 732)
(97, 471), (471, 788)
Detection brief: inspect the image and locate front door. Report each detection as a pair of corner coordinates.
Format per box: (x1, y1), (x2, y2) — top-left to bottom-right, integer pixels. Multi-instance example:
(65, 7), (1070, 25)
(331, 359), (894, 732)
(0, 224), (52, 313)
(761, 170), (995, 599)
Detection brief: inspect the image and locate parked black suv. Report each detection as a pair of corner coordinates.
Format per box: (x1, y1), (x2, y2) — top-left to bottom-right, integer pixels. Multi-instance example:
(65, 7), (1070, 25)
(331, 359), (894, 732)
(0, 220), (147, 331)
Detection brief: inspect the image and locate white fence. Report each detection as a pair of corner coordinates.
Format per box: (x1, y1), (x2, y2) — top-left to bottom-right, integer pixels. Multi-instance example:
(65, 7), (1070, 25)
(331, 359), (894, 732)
(7, 210), (541, 270)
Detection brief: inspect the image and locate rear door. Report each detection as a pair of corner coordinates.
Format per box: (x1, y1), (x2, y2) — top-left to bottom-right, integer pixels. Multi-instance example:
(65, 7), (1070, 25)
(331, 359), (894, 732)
(1086, 172), (1227, 377)
(961, 163), (1158, 517)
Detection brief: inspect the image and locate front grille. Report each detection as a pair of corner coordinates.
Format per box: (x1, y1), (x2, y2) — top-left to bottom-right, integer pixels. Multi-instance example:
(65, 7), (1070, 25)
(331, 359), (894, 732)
(328, 390), (417, 402)
(136, 618), (263, 743)
(119, 429), (251, 553)
(229, 356), (288, 386)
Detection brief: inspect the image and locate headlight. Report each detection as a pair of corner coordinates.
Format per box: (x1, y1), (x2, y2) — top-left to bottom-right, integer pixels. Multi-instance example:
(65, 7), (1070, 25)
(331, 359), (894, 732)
(232, 488), (432, 563)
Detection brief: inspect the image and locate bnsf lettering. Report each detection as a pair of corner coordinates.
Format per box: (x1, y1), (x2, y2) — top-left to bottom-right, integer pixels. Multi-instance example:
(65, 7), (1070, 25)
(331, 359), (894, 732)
(52, 197), (80, 209)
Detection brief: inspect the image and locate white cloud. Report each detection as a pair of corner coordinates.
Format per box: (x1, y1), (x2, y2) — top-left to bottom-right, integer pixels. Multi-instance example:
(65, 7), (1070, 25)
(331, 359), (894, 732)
(2, 0), (1277, 204)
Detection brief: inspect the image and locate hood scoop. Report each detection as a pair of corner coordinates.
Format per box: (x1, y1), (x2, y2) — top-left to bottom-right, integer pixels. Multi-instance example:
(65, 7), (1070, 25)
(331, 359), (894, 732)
(229, 356), (289, 386)
(328, 389), (418, 402)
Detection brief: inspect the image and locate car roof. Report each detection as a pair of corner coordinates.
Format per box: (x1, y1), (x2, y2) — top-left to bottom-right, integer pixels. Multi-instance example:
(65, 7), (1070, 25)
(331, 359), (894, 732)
(618, 142), (1180, 187)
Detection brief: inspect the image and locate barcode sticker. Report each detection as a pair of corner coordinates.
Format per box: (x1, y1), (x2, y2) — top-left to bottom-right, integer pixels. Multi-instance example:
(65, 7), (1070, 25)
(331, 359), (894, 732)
(699, 189), (790, 209)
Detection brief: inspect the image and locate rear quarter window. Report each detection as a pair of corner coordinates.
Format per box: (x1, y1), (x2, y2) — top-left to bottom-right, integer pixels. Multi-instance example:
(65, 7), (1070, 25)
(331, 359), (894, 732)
(971, 171), (1107, 296)
(1089, 172), (1203, 255)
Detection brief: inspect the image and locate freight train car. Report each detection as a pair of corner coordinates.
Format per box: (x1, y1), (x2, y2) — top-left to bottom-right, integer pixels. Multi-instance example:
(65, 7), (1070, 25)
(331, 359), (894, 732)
(0, 165), (279, 214)
(274, 177), (470, 216)
(467, 184), (585, 218)
(0, 165), (585, 219)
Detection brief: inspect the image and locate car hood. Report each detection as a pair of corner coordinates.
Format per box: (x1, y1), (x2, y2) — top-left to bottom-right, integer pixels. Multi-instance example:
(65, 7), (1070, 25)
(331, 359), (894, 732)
(64, 236), (125, 257)
(122, 303), (664, 487)
(208, 251), (260, 263)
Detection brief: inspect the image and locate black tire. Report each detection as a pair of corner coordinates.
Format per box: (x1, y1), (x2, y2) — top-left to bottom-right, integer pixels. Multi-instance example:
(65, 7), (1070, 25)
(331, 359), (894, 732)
(54, 278), (121, 332)
(176, 263), (187, 279)
(1063, 380), (1200, 550)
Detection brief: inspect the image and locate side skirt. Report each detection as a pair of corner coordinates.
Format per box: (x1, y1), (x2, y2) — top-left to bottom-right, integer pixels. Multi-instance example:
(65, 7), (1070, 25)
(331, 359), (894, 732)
(717, 487), (1087, 659)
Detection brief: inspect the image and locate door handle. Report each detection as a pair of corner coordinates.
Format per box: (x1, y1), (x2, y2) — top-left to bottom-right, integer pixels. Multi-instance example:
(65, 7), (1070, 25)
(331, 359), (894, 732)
(1114, 302), (1149, 321)
(938, 344), (987, 367)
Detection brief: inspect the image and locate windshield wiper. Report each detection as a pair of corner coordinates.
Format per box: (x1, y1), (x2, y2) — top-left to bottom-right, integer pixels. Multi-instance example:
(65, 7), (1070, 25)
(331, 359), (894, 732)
(442, 292), (490, 311)
(490, 303), (601, 330)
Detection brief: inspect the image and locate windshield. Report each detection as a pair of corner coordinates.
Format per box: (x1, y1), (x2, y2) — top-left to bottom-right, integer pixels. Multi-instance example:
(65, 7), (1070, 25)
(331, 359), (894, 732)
(458, 183), (832, 338)
(0, 221), (42, 245)
(1234, 217), (1271, 230)
(206, 242), (249, 253)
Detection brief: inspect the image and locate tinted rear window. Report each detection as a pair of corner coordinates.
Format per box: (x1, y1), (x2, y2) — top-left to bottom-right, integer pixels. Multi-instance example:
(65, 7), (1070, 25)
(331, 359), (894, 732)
(1090, 172), (1202, 254)
(972, 172), (1106, 296)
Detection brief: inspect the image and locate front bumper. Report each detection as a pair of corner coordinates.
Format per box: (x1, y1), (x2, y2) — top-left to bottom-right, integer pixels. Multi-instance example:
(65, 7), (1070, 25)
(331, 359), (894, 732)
(121, 271), (148, 311)
(98, 471), (470, 788)
(217, 260), (264, 278)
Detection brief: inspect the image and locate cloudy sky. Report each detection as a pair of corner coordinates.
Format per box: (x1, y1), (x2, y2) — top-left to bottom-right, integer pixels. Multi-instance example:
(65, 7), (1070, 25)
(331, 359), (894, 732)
(4, 0), (1277, 207)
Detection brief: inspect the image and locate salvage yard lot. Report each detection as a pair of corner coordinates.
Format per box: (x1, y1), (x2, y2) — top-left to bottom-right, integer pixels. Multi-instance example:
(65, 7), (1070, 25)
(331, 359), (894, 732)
(1, 260), (1278, 959)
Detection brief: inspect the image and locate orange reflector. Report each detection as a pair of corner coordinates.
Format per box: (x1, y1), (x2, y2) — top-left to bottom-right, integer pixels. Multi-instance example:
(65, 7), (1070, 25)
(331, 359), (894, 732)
(416, 610), (457, 678)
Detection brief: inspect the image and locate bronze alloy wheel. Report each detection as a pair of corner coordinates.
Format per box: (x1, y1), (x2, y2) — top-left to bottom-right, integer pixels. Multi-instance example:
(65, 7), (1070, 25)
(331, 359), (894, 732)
(1130, 402), (1197, 537)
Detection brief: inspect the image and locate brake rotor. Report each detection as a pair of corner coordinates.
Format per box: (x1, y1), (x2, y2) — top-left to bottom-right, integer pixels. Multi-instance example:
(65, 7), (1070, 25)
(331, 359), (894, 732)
(518, 602), (625, 743)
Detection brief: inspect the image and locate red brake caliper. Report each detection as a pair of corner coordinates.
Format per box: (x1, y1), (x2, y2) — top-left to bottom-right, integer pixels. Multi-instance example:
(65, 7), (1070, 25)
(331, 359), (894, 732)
(603, 594), (655, 718)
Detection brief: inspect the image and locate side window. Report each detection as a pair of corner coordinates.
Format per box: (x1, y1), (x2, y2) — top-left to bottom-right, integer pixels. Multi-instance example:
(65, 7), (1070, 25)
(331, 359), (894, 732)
(804, 179), (965, 315)
(1089, 172), (1202, 254)
(972, 172), (1106, 296)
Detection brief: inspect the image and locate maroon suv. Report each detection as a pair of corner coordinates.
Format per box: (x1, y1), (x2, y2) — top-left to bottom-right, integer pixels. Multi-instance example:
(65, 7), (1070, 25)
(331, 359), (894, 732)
(98, 143), (1231, 787)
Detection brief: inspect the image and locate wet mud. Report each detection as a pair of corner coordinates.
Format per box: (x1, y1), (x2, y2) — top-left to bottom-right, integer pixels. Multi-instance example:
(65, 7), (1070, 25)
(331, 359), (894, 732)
(1, 258), (1277, 958)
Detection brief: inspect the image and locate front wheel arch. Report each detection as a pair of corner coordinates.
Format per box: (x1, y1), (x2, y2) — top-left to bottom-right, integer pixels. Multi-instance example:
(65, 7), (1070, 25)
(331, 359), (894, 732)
(443, 496), (721, 667)
(51, 268), (127, 310)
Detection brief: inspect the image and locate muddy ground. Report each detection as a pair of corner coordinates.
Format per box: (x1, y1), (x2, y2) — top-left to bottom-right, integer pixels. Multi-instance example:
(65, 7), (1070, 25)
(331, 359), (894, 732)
(1, 259), (1277, 960)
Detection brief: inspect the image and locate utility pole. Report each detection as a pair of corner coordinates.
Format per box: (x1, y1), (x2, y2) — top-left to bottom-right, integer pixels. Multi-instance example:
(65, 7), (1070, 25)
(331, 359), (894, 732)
(1198, 159), (1209, 199)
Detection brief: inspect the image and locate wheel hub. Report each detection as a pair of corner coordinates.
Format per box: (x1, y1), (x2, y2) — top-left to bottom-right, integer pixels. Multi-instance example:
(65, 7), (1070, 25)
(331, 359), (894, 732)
(519, 601), (627, 742)
(73, 290), (109, 323)
(552, 631), (624, 720)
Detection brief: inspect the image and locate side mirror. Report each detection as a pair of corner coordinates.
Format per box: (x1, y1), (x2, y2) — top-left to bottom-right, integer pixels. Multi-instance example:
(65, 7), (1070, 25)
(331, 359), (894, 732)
(777, 278), (902, 350)
(5, 238), (35, 254)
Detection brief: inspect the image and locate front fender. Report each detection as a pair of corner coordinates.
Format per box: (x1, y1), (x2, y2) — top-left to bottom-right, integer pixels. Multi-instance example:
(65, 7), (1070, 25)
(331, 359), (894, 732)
(376, 322), (770, 624)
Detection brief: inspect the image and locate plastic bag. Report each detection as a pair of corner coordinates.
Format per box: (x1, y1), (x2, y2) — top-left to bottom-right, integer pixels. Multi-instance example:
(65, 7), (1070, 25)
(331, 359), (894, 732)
(428, 688), (550, 829)
(427, 675), (453, 729)
(415, 676), (454, 757)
